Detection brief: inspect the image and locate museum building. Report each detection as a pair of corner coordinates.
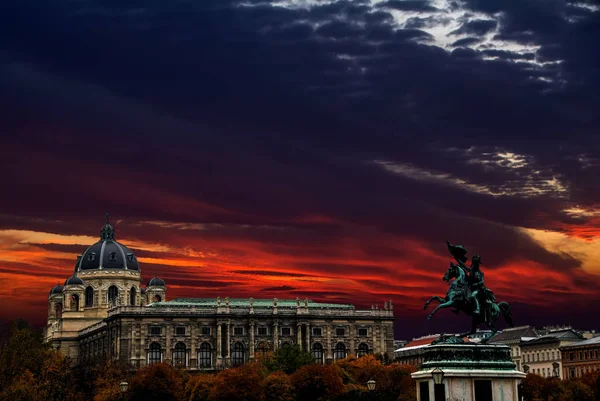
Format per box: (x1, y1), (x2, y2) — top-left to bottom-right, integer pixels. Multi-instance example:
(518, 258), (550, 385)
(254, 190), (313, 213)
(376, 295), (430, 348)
(45, 217), (395, 368)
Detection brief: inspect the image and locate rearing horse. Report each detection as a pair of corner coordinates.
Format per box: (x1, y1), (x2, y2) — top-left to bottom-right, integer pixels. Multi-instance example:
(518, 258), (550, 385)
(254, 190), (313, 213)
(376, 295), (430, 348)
(424, 263), (514, 342)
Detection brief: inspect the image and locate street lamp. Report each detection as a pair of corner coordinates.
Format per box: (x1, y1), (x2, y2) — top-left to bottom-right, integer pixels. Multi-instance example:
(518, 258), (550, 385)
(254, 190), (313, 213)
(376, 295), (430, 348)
(431, 367), (445, 385)
(367, 378), (376, 391)
(120, 380), (129, 400)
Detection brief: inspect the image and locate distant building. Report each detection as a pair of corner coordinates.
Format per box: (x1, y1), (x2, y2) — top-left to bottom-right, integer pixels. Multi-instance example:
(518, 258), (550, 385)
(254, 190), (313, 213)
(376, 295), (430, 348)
(520, 328), (583, 379)
(560, 336), (600, 379)
(489, 325), (540, 371)
(45, 217), (396, 368)
(394, 334), (471, 367)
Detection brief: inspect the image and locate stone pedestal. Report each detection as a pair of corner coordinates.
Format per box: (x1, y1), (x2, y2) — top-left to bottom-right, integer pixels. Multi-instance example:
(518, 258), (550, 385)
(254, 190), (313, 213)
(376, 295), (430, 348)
(411, 344), (526, 401)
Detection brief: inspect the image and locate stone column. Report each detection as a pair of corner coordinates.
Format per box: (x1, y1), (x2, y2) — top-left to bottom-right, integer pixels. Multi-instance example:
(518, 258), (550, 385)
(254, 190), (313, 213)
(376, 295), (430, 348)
(372, 325), (378, 354)
(116, 325), (121, 360)
(297, 324), (302, 348)
(226, 322), (231, 361)
(249, 321), (255, 360)
(349, 325), (355, 357)
(380, 325), (386, 355)
(217, 324), (222, 364)
(190, 325), (197, 369)
(273, 321), (279, 352)
(140, 324), (146, 367)
(326, 325), (333, 362)
(165, 324), (171, 364)
(306, 323), (310, 352)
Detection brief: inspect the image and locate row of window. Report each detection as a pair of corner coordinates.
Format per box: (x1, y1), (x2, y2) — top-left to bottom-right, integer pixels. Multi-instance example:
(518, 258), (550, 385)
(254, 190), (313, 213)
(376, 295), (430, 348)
(87, 252), (134, 261)
(568, 366), (600, 378)
(148, 325), (370, 337)
(147, 341), (371, 367)
(524, 351), (557, 363)
(568, 350), (600, 361)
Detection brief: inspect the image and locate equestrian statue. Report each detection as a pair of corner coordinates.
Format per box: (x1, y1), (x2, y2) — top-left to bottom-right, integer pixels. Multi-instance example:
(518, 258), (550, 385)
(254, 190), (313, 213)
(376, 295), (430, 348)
(423, 240), (514, 343)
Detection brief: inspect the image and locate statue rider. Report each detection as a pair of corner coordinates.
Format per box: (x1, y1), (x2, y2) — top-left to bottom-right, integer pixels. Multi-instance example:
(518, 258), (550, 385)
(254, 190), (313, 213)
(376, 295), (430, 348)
(464, 255), (495, 315)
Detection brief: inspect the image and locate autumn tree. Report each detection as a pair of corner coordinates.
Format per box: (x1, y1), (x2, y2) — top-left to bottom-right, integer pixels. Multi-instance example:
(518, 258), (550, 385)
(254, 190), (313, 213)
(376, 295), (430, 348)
(522, 373), (547, 401)
(264, 371), (295, 401)
(337, 383), (367, 401)
(561, 379), (595, 401)
(385, 363), (417, 401)
(92, 359), (132, 401)
(264, 345), (315, 374)
(290, 364), (344, 401)
(185, 373), (216, 401)
(0, 320), (82, 401)
(127, 363), (185, 401)
(209, 363), (266, 401)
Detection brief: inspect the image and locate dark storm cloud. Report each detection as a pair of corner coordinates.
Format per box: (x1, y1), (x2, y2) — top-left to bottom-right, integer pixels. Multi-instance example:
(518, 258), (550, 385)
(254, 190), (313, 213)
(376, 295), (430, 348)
(481, 49), (536, 60)
(377, 0), (439, 12)
(450, 37), (481, 47)
(449, 19), (498, 36)
(0, 0), (599, 337)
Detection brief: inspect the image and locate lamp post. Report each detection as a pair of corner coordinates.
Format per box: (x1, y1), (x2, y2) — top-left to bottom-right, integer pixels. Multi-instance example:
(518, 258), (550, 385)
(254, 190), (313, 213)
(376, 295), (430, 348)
(119, 380), (129, 400)
(431, 367), (445, 385)
(367, 379), (376, 401)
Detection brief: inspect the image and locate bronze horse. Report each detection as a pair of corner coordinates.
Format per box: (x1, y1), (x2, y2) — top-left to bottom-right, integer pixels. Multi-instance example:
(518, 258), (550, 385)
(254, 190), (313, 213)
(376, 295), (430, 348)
(424, 263), (514, 342)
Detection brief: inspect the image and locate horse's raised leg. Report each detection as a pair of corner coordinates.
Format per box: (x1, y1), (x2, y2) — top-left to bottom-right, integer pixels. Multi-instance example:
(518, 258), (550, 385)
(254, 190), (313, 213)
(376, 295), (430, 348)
(427, 300), (454, 320)
(424, 296), (446, 310)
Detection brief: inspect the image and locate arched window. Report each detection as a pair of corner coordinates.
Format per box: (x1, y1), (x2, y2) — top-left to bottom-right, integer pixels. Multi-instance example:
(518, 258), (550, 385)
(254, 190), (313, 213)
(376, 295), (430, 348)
(198, 343), (212, 367)
(85, 287), (94, 307)
(173, 342), (186, 367)
(148, 343), (161, 365)
(55, 303), (63, 318)
(108, 286), (119, 305)
(357, 343), (369, 357)
(281, 342), (291, 348)
(312, 343), (324, 364)
(334, 342), (346, 360)
(71, 294), (80, 311)
(108, 252), (117, 261)
(154, 295), (162, 302)
(232, 342), (245, 366)
(130, 287), (136, 306)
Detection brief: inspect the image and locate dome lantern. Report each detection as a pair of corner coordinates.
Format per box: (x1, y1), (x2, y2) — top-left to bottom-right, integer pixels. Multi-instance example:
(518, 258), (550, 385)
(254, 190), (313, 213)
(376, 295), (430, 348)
(100, 212), (115, 240)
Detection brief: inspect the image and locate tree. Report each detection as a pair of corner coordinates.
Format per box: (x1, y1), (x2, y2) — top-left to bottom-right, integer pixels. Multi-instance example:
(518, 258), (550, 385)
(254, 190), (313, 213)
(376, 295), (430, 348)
(185, 374), (215, 401)
(264, 345), (314, 374)
(290, 364), (344, 401)
(92, 359), (132, 401)
(264, 371), (295, 401)
(522, 374), (546, 401)
(127, 363), (185, 401)
(0, 321), (82, 401)
(209, 363), (266, 401)
(337, 383), (367, 401)
(562, 379), (595, 401)
(386, 363), (417, 401)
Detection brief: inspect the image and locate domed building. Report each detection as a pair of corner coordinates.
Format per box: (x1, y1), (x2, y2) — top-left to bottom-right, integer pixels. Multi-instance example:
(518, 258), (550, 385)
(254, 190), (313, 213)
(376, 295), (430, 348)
(45, 215), (168, 359)
(46, 215), (395, 369)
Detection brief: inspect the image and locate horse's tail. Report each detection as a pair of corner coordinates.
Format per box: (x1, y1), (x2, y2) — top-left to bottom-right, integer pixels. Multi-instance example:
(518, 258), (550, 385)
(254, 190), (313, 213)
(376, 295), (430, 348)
(498, 302), (514, 327)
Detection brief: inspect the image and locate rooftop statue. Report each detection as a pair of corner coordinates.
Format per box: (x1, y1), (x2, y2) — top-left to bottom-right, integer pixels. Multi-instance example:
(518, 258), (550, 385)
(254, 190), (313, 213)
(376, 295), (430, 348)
(424, 240), (514, 343)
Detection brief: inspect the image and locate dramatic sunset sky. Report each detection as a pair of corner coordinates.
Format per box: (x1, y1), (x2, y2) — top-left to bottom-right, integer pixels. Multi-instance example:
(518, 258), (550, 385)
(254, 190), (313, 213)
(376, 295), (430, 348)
(0, 0), (599, 339)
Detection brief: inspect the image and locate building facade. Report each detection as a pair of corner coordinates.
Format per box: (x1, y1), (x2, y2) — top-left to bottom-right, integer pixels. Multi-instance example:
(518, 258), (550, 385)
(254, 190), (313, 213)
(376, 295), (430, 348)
(520, 328), (583, 379)
(46, 217), (395, 368)
(489, 325), (540, 372)
(560, 336), (600, 379)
